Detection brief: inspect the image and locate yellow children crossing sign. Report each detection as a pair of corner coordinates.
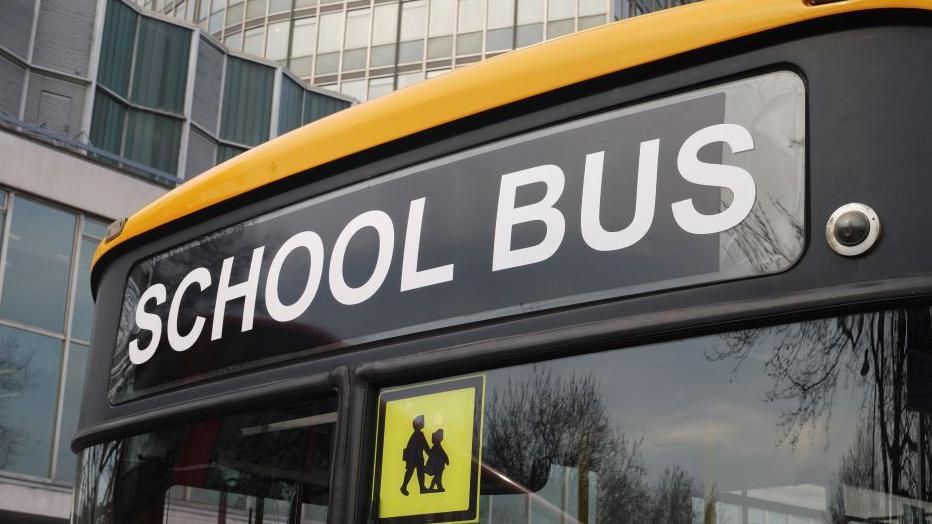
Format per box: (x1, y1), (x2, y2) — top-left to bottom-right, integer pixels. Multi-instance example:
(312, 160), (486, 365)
(372, 376), (485, 523)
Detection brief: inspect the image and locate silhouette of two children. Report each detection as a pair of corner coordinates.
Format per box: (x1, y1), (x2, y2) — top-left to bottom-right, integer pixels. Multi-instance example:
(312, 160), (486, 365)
(400, 415), (449, 496)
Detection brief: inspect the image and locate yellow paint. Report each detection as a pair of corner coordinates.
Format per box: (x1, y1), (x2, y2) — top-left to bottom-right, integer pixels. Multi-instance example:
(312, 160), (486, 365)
(93, 0), (932, 269)
(378, 387), (478, 521)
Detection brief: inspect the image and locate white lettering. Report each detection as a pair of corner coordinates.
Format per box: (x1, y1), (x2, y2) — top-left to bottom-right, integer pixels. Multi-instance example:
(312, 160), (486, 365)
(128, 284), (166, 365)
(672, 123), (756, 234)
(580, 140), (660, 251)
(265, 231), (325, 322)
(492, 165), (566, 271)
(401, 198), (454, 292)
(211, 246), (266, 340)
(329, 210), (395, 305)
(167, 267), (211, 352)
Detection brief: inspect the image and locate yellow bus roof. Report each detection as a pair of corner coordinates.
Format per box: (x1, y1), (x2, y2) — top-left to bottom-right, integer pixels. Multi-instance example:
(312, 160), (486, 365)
(93, 0), (932, 268)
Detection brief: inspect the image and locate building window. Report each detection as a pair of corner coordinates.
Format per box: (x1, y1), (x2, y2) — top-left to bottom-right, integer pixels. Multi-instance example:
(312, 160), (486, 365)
(243, 26), (265, 56)
(368, 76), (394, 99)
(0, 191), (106, 483)
(131, 17), (191, 113)
(342, 9), (370, 71)
(316, 11), (344, 74)
(220, 57), (274, 146)
(266, 20), (292, 61)
(98, 0), (139, 97)
(370, 4), (398, 69)
(246, 0), (267, 19)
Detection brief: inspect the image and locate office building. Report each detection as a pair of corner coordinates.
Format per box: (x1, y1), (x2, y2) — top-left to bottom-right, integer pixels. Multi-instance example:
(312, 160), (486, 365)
(0, 0), (350, 521)
(136, 0), (694, 101)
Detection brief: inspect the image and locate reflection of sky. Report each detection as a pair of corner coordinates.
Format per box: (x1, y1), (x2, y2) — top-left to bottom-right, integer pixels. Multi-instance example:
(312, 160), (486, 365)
(485, 322), (865, 510)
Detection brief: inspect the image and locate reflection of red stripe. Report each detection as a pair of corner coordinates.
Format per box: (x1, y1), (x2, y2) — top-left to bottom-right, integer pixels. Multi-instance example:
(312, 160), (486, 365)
(172, 418), (222, 487)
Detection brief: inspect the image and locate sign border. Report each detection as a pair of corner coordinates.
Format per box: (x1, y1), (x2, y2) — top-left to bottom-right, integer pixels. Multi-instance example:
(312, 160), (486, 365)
(372, 375), (486, 523)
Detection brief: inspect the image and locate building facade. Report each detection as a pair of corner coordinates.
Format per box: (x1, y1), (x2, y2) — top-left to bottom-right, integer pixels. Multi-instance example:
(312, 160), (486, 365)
(0, 0), (350, 521)
(136, 0), (694, 101)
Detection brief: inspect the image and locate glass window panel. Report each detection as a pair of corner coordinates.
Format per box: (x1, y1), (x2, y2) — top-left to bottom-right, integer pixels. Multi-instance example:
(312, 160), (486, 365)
(0, 197), (75, 332)
(515, 22), (542, 46)
(208, 9), (223, 32)
(98, 0), (138, 97)
(385, 308), (932, 524)
(368, 76), (394, 99)
(344, 8), (370, 50)
(577, 13), (604, 29)
(370, 43), (396, 67)
(289, 55), (313, 77)
(457, 0), (483, 33)
(291, 17), (318, 57)
(547, 0), (573, 19)
(546, 18), (573, 38)
(278, 77), (303, 133)
(372, 4), (398, 45)
(83, 218), (108, 239)
(124, 110), (183, 174)
(224, 30), (243, 50)
(485, 26), (513, 51)
(131, 18), (191, 113)
(265, 20), (291, 60)
(217, 143), (247, 163)
(342, 48), (367, 70)
(246, 0), (266, 18)
(314, 51), (339, 74)
(428, 0), (455, 36)
(398, 40), (423, 63)
(54, 343), (88, 481)
(269, 0), (291, 12)
(517, 0), (543, 23)
(226, 1), (244, 25)
(90, 91), (127, 156)
(397, 70), (424, 88)
(318, 11), (344, 52)
(426, 35), (453, 59)
(456, 31), (481, 55)
(488, 0), (515, 28)
(295, 0), (317, 6)
(243, 26), (265, 56)
(426, 67), (449, 77)
(73, 399), (337, 523)
(340, 78), (367, 101)
(401, 0), (426, 40)
(579, 0), (604, 16)
(220, 57), (273, 145)
(198, 0), (210, 20)
(70, 237), (97, 342)
(0, 326), (62, 478)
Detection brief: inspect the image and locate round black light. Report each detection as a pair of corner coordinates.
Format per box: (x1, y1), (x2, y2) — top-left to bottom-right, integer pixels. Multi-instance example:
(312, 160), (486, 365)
(833, 210), (871, 247)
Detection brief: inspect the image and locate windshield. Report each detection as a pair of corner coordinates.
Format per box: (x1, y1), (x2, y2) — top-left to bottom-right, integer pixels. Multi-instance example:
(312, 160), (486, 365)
(73, 397), (336, 524)
(371, 307), (932, 523)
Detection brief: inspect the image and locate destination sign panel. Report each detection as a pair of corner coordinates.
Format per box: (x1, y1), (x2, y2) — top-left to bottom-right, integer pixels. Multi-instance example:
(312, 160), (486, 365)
(110, 71), (805, 402)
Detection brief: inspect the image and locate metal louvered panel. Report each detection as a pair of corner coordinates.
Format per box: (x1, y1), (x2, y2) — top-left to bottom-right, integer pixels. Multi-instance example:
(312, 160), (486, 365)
(0, 54), (26, 118)
(23, 73), (88, 138)
(32, 0), (96, 78)
(192, 37), (223, 134)
(0, 0), (35, 60)
(185, 126), (217, 179)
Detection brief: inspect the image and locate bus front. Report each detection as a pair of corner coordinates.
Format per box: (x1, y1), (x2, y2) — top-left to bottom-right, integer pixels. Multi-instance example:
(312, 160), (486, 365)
(73, 1), (932, 523)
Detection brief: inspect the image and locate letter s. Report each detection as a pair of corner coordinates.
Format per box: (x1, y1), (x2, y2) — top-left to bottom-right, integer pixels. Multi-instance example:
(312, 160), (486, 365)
(672, 123), (756, 234)
(128, 283), (167, 365)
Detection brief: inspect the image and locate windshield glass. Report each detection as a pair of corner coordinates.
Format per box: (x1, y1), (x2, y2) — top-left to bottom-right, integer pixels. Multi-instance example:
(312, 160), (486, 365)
(73, 397), (336, 524)
(372, 307), (932, 523)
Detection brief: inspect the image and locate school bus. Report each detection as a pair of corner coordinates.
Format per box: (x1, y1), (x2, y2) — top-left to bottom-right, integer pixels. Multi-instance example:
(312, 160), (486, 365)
(72, 0), (932, 522)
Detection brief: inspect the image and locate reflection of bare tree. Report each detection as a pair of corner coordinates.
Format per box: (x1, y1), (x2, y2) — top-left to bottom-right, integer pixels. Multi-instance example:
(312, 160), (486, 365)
(0, 335), (30, 468)
(483, 368), (698, 523)
(724, 195), (803, 273)
(716, 307), (932, 514)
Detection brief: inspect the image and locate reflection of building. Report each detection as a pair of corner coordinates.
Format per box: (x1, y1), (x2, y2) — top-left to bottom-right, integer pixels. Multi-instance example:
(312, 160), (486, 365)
(135, 0), (694, 101)
(0, 1), (348, 521)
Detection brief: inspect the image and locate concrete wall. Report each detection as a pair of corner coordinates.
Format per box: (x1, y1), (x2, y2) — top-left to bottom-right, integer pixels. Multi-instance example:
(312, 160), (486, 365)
(0, 128), (168, 221)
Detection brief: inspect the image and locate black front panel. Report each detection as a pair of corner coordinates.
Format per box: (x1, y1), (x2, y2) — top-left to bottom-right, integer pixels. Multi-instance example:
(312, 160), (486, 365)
(79, 13), (932, 449)
(110, 72), (806, 401)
